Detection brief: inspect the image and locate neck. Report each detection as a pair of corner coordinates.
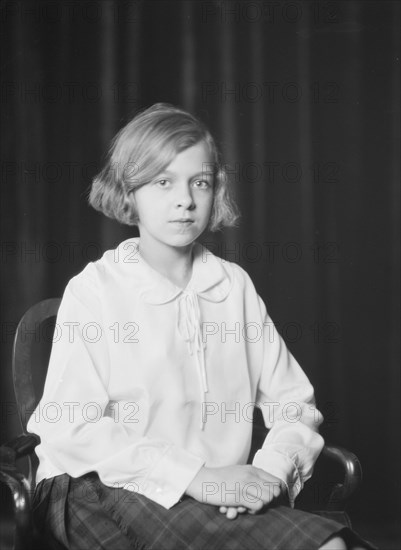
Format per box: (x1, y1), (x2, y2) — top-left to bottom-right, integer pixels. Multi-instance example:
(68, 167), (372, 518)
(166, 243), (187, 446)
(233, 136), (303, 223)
(138, 237), (195, 288)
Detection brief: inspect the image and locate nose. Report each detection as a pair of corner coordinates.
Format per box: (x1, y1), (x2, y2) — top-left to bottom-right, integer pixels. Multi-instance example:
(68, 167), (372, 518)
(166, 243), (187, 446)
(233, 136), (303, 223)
(176, 183), (195, 210)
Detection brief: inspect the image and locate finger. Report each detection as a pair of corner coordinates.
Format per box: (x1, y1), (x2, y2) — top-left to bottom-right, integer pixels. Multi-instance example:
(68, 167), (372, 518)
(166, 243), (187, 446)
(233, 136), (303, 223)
(242, 483), (267, 509)
(237, 506), (247, 513)
(261, 481), (282, 503)
(226, 507), (238, 520)
(219, 506), (228, 513)
(242, 494), (265, 513)
(272, 482), (282, 499)
(248, 500), (267, 514)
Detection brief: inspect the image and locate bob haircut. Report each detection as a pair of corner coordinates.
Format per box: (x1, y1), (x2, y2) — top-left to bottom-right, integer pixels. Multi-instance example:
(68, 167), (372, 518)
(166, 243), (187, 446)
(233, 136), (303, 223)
(89, 103), (240, 231)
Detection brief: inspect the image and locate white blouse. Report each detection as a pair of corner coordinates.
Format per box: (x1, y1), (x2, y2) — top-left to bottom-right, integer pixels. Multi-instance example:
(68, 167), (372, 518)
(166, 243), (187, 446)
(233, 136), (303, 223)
(27, 237), (324, 509)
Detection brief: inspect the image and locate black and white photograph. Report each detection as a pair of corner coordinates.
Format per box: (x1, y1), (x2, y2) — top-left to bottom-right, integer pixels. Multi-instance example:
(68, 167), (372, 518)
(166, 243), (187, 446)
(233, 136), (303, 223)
(1, 1), (399, 549)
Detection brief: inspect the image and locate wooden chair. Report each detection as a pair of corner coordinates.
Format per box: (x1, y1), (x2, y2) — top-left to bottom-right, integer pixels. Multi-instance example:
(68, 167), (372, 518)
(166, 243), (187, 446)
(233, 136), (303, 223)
(0, 299), (363, 550)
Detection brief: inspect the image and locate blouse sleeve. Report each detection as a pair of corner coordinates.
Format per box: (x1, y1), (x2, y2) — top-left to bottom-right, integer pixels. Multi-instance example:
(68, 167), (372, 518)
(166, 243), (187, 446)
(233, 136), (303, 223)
(27, 266), (204, 509)
(252, 296), (325, 506)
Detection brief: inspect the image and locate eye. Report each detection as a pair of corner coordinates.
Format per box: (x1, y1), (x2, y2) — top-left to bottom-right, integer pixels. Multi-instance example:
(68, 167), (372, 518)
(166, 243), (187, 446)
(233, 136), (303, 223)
(154, 179), (170, 188)
(193, 179), (212, 189)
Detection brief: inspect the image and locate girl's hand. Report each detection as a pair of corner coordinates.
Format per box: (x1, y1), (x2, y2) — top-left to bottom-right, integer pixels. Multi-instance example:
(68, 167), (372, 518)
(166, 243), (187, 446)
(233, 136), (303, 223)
(219, 505), (247, 520)
(186, 465), (284, 515)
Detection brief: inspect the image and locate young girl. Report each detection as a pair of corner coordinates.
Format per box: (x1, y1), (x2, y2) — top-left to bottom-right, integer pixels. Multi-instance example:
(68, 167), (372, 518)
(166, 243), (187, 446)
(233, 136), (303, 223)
(27, 103), (374, 550)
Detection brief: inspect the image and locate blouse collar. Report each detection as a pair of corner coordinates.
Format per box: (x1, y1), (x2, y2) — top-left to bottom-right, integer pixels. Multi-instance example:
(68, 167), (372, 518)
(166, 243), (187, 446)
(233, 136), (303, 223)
(111, 237), (233, 305)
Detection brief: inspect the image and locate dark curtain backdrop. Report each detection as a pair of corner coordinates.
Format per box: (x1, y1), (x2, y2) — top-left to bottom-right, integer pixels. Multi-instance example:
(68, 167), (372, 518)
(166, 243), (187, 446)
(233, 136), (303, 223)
(1, 0), (399, 524)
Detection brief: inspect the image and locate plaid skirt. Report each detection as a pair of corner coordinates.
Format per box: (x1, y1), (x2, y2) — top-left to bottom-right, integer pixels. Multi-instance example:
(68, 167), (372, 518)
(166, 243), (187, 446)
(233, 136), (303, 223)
(32, 472), (376, 550)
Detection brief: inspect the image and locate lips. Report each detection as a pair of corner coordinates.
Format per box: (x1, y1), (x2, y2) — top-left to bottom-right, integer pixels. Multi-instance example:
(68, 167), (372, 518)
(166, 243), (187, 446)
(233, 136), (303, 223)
(170, 219), (194, 223)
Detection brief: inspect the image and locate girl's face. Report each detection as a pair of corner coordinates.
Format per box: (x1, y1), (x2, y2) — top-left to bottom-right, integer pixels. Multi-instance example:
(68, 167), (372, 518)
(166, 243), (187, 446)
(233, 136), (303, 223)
(133, 141), (214, 253)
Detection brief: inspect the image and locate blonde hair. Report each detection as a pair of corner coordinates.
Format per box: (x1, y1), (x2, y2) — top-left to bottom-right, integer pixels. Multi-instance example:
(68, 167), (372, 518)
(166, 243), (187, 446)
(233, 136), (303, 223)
(89, 103), (239, 231)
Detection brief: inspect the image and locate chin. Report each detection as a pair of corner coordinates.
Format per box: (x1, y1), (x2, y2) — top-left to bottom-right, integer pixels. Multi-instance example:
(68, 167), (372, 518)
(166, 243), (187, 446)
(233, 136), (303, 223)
(170, 239), (197, 248)
(166, 235), (199, 248)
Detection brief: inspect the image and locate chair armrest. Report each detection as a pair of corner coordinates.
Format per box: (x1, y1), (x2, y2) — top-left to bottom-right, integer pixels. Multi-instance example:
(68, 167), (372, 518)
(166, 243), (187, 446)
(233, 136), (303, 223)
(321, 445), (362, 510)
(5, 433), (40, 460)
(0, 445), (33, 550)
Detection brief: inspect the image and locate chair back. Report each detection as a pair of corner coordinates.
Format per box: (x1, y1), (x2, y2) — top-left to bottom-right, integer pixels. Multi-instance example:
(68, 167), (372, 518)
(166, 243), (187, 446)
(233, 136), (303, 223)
(12, 298), (61, 434)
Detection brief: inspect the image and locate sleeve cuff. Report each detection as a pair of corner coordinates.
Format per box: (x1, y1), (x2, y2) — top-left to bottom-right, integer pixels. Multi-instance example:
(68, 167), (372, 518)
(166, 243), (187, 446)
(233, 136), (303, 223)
(252, 449), (302, 507)
(137, 446), (205, 509)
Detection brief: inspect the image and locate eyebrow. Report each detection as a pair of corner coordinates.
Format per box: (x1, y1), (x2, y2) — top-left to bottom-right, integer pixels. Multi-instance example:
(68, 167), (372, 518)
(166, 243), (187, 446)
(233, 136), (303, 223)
(157, 170), (214, 178)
